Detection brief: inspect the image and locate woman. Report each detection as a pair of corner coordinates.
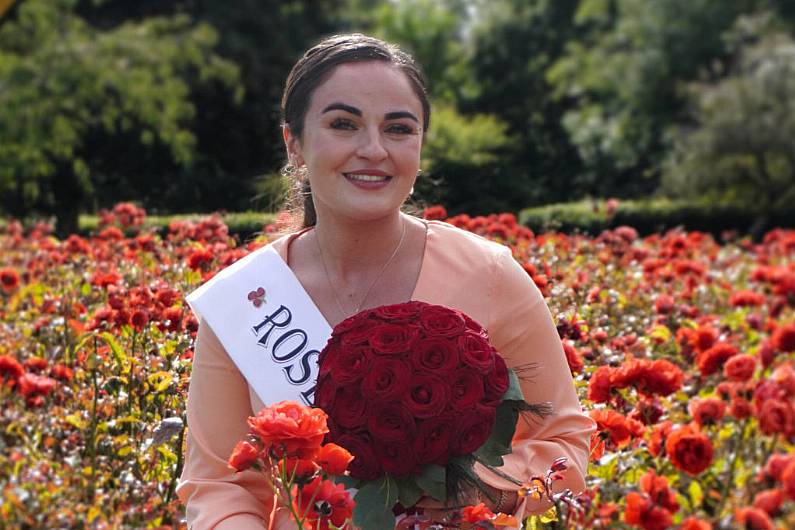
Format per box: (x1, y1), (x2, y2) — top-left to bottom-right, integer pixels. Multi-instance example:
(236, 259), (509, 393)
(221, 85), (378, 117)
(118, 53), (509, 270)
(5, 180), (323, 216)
(177, 34), (594, 529)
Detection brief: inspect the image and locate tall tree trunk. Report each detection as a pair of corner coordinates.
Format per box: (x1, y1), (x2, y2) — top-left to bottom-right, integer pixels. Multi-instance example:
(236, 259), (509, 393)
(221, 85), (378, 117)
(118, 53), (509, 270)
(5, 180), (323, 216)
(52, 169), (84, 238)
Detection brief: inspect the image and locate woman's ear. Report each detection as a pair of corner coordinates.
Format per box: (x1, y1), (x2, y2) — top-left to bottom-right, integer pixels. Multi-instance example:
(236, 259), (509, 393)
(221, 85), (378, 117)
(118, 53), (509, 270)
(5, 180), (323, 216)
(283, 126), (304, 168)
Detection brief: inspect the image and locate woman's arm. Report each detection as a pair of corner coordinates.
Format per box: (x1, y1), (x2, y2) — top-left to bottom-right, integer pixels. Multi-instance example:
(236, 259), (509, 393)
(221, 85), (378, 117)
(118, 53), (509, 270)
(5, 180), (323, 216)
(477, 247), (595, 518)
(177, 320), (295, 529)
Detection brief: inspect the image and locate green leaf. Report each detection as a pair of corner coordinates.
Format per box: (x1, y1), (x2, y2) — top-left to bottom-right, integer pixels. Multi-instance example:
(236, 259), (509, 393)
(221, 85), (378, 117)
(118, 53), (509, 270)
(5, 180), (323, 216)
(147, 371), (173, 393)
(352, 476), (399, 530)
(415, 464), (446, 502)
(100, 331), (129, 371)
(333, 475), (361, 489)
(474, 400), (517, 466)
(501, 368), (526, 403)
(395, 476), (424, 508)
(688, 480), (703, 508)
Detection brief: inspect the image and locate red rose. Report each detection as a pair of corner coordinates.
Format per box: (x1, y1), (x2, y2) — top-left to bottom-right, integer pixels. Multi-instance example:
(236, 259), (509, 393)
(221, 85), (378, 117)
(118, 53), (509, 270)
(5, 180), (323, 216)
(458, 331), (495, 373)
(484, 355), (510, 402)
(757, 399), (795, 436)
(783, 460), (795, 501)
(410, 338), (459, 373)
(462, 313), (486, 334)
(332, 344), (374, 384)
(361, 358), (411, 401)
(402, 373), (452, 418)
(724, 354), (756, 382)
(734, 507), (775, 530)
(367, 402), (417, 442)
(664, 424), (714, 476)
(368, 323), (419, 354)
(314, 373), (337, 411)
(753, 489), (783, 516)
(588, 366), (613, 403)
(339, 321), (374, 346)
(419, 305), (467, 337)
(317, 339), (341, 376)
(414, 415), (453, 466)
(330, 385), (369, 430)
(623, 492), (673, 530)
(292, 476), (355, 530)
(373, 303), (422, 322)
(334, 433), (382, 481)
(374, 440), (418, 477)
(689, 397), (726, 427)
(450, 368), (486, 411)
(280, 457), (319, 480)
(0, 268), (20, 292)
(451, 405), (496, 455)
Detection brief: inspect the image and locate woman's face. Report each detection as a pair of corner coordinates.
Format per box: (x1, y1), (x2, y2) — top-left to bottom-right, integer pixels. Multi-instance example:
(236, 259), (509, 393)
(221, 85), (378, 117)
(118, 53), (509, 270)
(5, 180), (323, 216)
(285, 61), (424, 223)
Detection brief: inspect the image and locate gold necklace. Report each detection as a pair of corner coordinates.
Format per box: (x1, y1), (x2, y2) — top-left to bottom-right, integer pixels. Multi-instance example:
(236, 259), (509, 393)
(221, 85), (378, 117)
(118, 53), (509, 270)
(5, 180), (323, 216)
(315, 217), (407, 318)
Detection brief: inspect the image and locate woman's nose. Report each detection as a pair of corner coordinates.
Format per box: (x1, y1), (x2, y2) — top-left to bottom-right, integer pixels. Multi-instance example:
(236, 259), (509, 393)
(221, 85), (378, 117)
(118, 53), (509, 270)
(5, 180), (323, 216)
(356, 129), (388, 161)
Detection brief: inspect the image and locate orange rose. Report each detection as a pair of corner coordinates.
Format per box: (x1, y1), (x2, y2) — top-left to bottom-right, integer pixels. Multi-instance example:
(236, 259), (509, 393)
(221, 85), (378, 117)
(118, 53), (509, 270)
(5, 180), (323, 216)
(723, 354), (756, 382)
(689, 397), (726, 426)
(752, 488), (783, 516)
(248, 401), (329, 459)
(734, 507), (774, 530)
(280, 457), (319, 480)
(228, 440), (260, 472)
(461, 503), (495, 522)
(315, 443), (354, 475)
(679, 517), (712, 530)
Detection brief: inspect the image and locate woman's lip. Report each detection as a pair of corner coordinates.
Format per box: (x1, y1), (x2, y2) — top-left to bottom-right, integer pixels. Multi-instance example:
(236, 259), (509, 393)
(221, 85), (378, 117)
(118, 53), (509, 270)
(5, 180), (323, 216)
(344, 169), (390, 177)
(344, 173), (392, 189)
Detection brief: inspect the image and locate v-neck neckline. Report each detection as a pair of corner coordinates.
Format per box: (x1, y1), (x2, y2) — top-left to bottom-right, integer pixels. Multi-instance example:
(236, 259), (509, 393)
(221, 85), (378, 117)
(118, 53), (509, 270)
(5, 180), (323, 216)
(276, 218), (431, 327)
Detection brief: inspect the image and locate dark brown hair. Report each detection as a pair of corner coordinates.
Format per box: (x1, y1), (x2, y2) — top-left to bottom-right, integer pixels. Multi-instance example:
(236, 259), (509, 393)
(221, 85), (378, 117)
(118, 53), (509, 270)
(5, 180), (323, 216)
(280, 34), (430, 229)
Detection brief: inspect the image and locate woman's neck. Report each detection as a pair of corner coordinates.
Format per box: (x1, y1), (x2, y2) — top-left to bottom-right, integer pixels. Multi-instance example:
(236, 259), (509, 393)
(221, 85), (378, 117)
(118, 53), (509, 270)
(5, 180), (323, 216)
(311, 211), (408, 278)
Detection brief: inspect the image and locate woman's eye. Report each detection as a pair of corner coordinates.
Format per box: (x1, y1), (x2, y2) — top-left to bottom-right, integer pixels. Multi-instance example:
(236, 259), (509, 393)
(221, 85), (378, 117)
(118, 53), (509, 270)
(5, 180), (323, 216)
(385, 123), (414, 135)
(330, 118), (357, 130)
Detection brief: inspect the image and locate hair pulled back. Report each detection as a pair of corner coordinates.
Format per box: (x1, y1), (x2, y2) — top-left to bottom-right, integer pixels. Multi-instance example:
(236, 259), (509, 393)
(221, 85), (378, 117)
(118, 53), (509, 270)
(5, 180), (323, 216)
(280, 34), (430, 229)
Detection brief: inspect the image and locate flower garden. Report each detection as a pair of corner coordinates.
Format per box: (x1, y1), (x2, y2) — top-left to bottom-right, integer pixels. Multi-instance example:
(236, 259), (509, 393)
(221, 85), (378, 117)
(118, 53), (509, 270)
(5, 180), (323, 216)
(1, 202), (794, 529)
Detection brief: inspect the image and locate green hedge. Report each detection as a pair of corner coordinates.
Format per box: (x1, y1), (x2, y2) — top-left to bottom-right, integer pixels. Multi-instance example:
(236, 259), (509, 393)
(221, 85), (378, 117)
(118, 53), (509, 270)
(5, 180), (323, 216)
(87, 211), (277, 239)
(519, 199), (793, 238)
(0, 211), (276, 239)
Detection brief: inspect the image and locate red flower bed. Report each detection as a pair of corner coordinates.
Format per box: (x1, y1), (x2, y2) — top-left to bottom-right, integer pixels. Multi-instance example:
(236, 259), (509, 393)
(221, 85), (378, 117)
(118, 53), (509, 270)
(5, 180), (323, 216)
(1, 205), (794, 528)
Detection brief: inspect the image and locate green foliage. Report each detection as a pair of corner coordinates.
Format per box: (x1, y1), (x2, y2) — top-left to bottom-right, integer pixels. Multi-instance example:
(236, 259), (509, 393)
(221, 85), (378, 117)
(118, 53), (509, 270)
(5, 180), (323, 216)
(75, 211), (276, 238)
(462, 0), (585, 208)
(0, 0), (241, 235)
(519, 198), (795, 237)
(663, 14), (795, 223)
(548, 0), (760, 197)
(362, 0), (471, 101)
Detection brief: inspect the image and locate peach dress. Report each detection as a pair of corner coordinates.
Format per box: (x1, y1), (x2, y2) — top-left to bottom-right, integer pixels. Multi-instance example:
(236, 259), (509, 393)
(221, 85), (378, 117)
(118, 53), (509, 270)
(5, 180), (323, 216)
(177, 220), (595, 529)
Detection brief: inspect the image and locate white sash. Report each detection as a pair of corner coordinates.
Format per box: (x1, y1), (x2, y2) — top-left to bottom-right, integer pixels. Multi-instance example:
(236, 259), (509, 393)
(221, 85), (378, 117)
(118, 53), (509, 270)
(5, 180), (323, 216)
(186, 246), (332, 406)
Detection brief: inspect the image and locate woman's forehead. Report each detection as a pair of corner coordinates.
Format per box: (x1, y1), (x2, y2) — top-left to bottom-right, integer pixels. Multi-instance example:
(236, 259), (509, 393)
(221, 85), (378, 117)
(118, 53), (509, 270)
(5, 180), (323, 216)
(308, 61), (422, 116)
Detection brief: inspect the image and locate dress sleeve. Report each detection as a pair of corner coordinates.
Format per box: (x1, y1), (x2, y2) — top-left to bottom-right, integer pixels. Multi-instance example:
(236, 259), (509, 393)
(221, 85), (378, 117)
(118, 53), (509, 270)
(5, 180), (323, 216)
(475, 247), (595, 520)
(177, 320), (297, 530)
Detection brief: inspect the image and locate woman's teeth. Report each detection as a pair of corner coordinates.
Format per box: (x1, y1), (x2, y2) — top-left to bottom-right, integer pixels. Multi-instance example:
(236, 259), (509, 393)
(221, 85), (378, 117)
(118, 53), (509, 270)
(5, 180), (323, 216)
(345, 174), (390, 182)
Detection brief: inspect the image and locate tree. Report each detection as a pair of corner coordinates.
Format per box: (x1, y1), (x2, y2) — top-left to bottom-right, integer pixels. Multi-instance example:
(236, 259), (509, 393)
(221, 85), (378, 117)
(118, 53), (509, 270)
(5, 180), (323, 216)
(463, 0), (585, 208)
(662, 14), (795, 234)
(0, 0), (241, 235)
(548, 0), (761, 198)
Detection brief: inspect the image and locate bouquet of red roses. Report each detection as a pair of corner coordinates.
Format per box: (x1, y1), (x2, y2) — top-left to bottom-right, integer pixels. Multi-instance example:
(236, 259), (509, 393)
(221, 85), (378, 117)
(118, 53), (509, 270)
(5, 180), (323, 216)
(315, 301), (551, 530)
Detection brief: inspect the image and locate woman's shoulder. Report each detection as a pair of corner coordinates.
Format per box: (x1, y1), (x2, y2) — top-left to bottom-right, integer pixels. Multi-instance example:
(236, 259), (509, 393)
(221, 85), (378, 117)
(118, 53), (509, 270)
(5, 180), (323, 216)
(424, 219), (511, 260)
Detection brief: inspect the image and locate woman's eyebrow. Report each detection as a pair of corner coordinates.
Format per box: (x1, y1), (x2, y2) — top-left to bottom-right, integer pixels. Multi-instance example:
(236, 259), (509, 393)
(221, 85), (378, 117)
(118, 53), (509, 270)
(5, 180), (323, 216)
(322, 102), (361, 116)
(385, 111), (419, 123)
